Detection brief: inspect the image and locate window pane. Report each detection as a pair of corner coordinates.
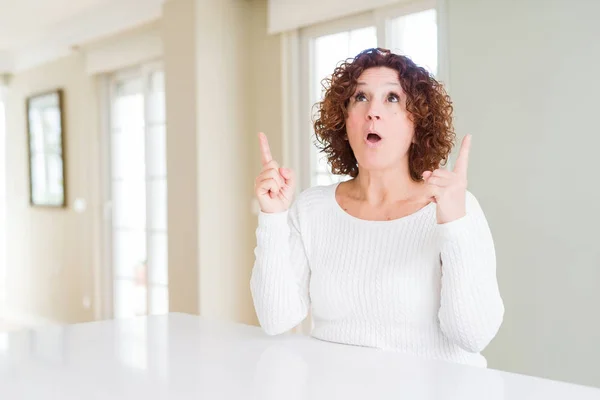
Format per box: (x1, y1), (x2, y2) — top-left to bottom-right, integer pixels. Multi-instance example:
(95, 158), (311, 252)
(46, 153), (64, 201)
(113, 229), (146, 280)
(311, 27), (377, 186)
(147, 124), (166, 178)
(114, 278), (147, 319)
(148, 232), (168, 286)
(314, 31), (350, 102)
(43, 108), (62, 152)
(315, 173), (335, 187)
(116, 78), (142, 97)
(348, 26), (378, 57)
(30, 153), (47, 203)
(149, 70), (164, 93)
(110, 68), (167, 320)
(112, 179), (146, 229)
(112, 92), (144, 131)
(315, 152), (330, 174)
(111, 128), (146, 180)
(388, 9), (437, 75)
(314, 27), (377, 104)
(149, 285), (168, 315)
(315, 172), (349, 186)
(148, 71), (166, 125)
(148, 179), (167, 232)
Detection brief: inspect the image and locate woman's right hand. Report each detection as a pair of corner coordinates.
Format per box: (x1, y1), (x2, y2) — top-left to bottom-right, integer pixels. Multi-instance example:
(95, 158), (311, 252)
(254, 132), (295, 213)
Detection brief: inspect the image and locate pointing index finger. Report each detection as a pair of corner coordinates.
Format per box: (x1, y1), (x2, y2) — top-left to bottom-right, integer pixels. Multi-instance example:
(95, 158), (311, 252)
(453, 134), (471, 176)
(258, 132), (272, 166)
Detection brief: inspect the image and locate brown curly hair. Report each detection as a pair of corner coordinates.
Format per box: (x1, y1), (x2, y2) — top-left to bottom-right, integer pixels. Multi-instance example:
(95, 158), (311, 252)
(313, 47), (455, 182)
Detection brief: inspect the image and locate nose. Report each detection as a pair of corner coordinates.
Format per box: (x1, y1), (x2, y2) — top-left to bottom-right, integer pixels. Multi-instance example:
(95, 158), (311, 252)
(367, 103), (382, 120)
(367, 111), (381, 120)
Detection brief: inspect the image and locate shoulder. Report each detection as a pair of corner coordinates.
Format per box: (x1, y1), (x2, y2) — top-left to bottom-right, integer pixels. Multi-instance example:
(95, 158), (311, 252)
(466, 189), (479, 207)
(289, 182), (337, 221)
(464, 189), (491, 223)
(465, 189), (487, 211)
(295, 183), (336, 208)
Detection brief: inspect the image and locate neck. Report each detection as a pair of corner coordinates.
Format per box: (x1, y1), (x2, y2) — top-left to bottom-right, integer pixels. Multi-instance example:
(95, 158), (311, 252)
(350, 164), (423, 206)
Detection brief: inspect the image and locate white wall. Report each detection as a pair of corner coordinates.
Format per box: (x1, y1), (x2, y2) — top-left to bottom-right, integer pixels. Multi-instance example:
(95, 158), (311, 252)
(2, 21), (163, 325)
(1, 0), (279, 327)
(5, 0), (598, 389)
(161, 0), (282, 325)
(83, 21), (163, 75)
(195, 0), (254, 323)
(162, 0), (200, 315)
(4, 53), (100, 324)
(446, 0), (600, 388)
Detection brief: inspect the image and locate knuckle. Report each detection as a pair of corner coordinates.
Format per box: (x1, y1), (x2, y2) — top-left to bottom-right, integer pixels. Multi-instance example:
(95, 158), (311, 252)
(262, 169), (276, 179)
(271, 171), (283, 182)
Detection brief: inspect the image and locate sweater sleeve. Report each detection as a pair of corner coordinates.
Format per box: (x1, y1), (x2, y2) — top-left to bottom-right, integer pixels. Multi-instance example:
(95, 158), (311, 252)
(250, 200), (311, 335)
(436, 191), (504, 353)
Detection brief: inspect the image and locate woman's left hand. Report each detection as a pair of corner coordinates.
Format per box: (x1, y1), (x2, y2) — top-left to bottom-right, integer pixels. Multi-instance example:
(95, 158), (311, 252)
(422, 135), (471, 224)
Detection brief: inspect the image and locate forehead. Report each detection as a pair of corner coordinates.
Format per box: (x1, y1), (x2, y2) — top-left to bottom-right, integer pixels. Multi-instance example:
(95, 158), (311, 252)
(356, 67), (401, 87)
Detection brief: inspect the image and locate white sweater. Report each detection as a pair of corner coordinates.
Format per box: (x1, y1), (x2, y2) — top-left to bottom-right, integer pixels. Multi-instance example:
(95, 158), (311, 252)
(250, 182), (504, 367)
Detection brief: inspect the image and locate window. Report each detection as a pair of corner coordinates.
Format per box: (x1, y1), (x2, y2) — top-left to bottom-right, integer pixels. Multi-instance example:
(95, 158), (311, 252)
(106, 62), (168, 319)
(299, 1), (440, 189)
(310, 27), (378, 187)
(387, 8), (438, 76)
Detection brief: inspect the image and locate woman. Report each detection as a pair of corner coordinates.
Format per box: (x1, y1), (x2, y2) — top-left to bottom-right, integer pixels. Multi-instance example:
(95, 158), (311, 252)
(250, 48), (504, 367)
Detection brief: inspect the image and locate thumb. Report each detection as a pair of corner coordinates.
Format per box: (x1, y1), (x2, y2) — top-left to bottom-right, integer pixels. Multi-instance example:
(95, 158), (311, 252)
(279, 167), (294, 184)
(422, 170), (433, 181)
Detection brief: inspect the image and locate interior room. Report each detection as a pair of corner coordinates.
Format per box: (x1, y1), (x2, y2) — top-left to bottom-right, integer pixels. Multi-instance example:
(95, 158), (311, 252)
(0, 0), (598, 396)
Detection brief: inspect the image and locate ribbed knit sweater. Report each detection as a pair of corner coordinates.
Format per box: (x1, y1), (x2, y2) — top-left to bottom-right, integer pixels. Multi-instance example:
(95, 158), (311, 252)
(250, 182), (504, 367)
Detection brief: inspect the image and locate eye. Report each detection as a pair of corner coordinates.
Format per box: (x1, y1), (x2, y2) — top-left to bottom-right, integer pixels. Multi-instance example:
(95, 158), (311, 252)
(388, 92), (400, 103)
(354, 91), (367, 102)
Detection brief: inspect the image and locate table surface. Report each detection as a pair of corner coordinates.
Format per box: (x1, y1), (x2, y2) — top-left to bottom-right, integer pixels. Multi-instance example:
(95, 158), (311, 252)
(0, 313), (599, 399)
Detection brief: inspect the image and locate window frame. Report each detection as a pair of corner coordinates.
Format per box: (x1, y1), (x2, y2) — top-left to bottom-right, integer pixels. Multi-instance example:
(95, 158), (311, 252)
(99, 59), (168, 320)
(292, 0), (447, 192)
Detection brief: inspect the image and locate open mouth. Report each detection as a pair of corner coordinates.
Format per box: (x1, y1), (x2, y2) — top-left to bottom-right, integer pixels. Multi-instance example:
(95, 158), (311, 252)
(366, 133), (382, 143)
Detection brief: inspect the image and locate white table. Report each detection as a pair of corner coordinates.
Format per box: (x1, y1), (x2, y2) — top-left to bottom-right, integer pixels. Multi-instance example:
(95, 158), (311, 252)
(0, 313), (598, 399)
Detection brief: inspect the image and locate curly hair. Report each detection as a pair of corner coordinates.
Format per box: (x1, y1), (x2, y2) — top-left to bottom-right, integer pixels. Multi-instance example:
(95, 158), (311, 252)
(313, 47), (455, 182)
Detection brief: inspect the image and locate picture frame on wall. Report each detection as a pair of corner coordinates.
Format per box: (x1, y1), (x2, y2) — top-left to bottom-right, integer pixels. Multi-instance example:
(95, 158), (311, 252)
(26, 89), (67, 208)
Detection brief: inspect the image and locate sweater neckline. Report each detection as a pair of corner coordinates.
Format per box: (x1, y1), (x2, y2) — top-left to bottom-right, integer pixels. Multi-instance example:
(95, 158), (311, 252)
(329, 181), (435, 225)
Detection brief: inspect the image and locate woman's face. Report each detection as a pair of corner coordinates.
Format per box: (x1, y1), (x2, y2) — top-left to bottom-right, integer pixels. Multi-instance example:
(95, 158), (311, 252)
(345, 66), (415, 173)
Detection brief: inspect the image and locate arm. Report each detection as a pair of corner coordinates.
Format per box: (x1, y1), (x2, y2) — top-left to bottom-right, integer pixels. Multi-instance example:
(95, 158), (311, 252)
(437, 191), (504, 353)
(250, 200), (311, 335)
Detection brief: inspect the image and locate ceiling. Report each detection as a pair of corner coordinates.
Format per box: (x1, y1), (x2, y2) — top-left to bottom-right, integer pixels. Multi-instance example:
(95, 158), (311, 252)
(0, 0), (164, 73)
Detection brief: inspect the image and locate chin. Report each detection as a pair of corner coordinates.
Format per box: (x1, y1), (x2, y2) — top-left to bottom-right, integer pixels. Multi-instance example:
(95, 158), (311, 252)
(356, 151), (406, 173)
(356, 160), (394, 172)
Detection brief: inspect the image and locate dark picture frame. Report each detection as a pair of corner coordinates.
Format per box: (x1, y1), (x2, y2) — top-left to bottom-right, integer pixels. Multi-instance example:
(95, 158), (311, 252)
(26, 89), (67, 208)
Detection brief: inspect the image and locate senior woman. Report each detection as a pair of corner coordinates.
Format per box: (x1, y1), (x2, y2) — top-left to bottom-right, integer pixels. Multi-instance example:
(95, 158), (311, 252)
(250, 47), (504, 367)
